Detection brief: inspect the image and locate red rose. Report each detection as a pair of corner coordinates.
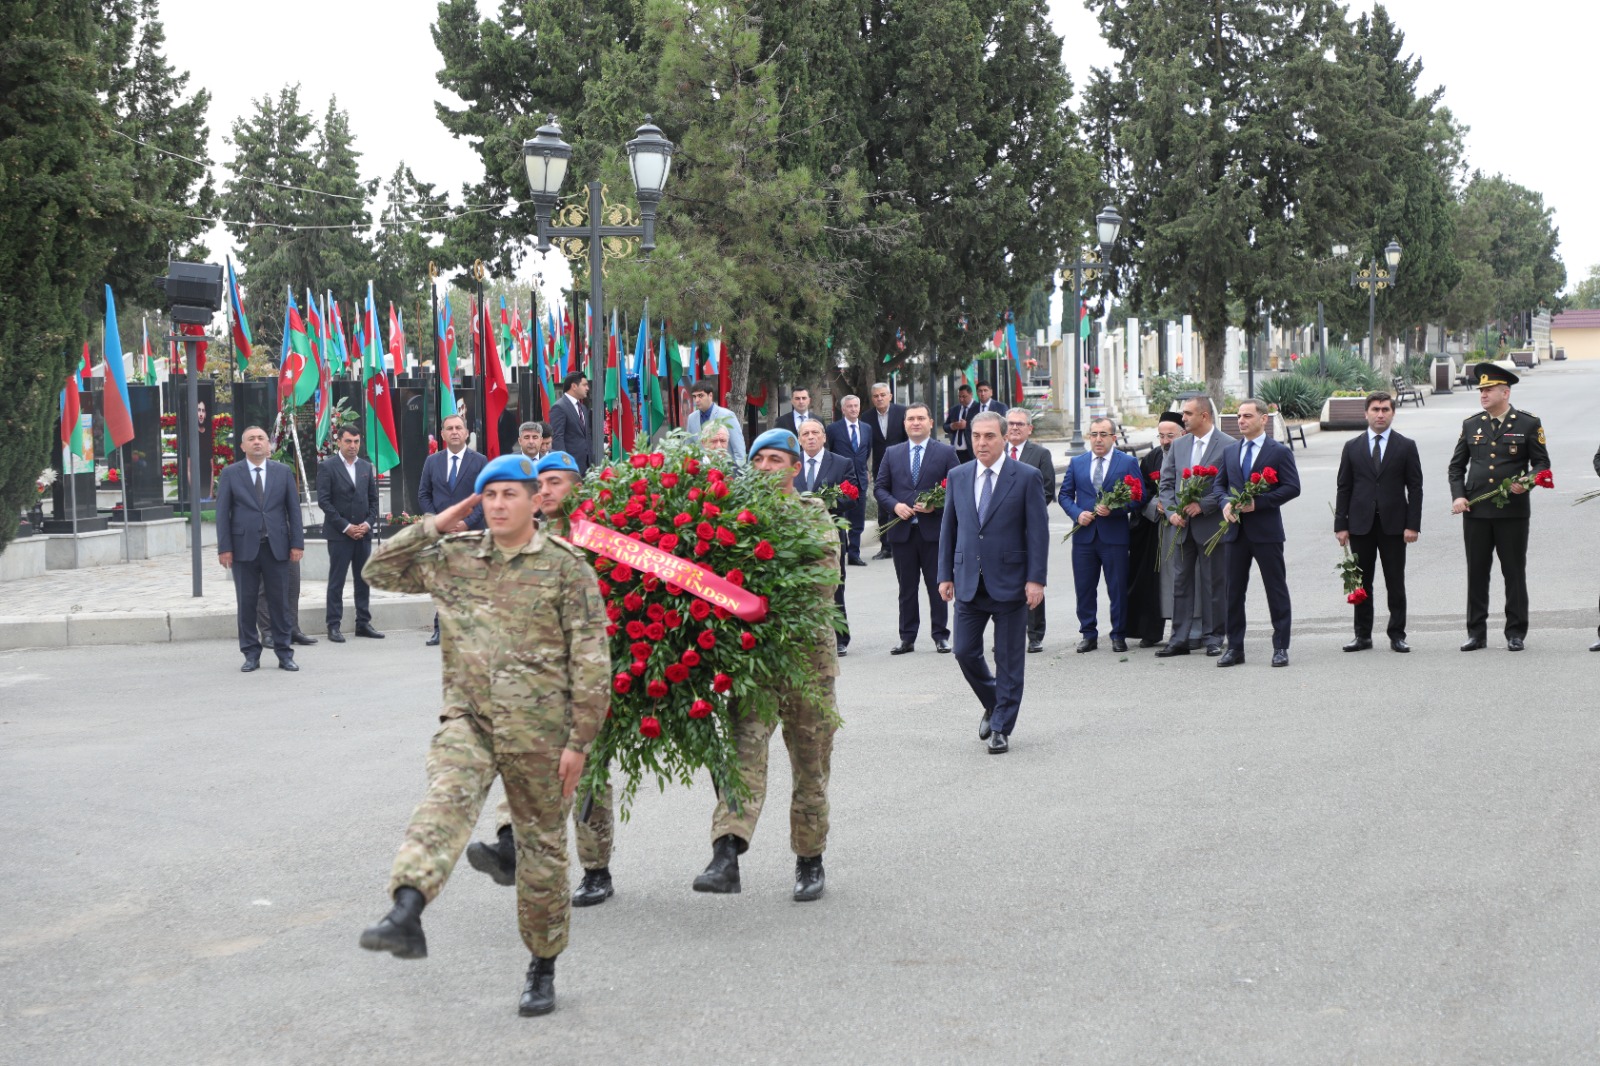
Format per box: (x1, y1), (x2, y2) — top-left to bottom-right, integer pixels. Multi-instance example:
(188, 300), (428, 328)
(624, 500), (644, 518)
(685, 458), (701, 475)
(651, 494), (662, 505)
(688, 487), (703, 501)
(592, 512), (610, 525)
(630, 641), (653, 660)
(631, 453), (649, 468)
(639, 716), (661, 738)
(661, 472), (680, 488)
(665, 583), (683, 597)
(646, 679), (668, 698)
(646, 603), (666, 621)
(649, 452), (666, 469)
(630, 660), (648, 676)
(1182, 467), (1193, 479)
(707, 467), (725, 482)
(665, 663), (689, 683)
(736, 509), (758, 525)
(580, 499), (596, 514)
(1347, 588), (1369, 605)
(1262, 467), (1279, 485)
(1535, 468), (1554, 488)
(1249, 472), (1263, 484)
(605, 604), (622, 622)
(600, 468), (614, 481)
(725, 569), (745, 587)
(626, 620), (647, 639)
(611, 512), (628, 525)
(689, 699), (713, 719)
(694, 541), (711, 557)
(753, 540), (775, 561)
(712, 482), (729, 498)
(716, 527), (737, 547)
(623, 592), (645, 612)
(840, 481), (860, 499)
(605, 623), (618, 637)
(645, 622), (666, 641)
(698, 629), (717, 650)
(740, 632), (757, 650)
(613, 674), (632, 694)
(680, 648), (701, 666)
(639, 510), (657, 525)
(631, 479), (649, 496)
(696, 521), (715, 540)
(612, 563), (634, 582)
(596, 579), (612, 596)
(664, 610), (683, 628)
(713, 606), (730, 620)
(701, 503), (721, 519)
(641, 575), (659, 591)
(640, 527), (662, 543)
(598, 489), (613, 502)
(712, 672), (733, 693)
(940, 478), (948, 488)
(689, 600), (712, 620)
(673, 512), (693, 527)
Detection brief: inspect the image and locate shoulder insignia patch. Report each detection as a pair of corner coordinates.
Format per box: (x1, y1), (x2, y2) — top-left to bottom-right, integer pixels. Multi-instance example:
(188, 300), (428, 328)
(547, 534), (586, 559)
(1538, 427), (1546, 445)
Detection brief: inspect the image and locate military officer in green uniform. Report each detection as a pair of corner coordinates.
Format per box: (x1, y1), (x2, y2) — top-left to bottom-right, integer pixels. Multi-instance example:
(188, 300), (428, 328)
(358, 452), (610, 1018)
(464, 450), (619, 909)
(1448, 363), (1550, 651)
(692, 429), (841, 902)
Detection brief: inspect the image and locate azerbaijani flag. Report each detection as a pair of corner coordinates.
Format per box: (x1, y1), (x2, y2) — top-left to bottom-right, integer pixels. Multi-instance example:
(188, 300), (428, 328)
(1004, 317), (1024, 401)
(436, 289), (457, 420)
(279, 289), (318, 412)
(61, 366), (83, 455)
(481, 298), (508, 459)
(226, 257), (252, 373)
(364, 282), (400, 473)
(141, 317), (157, 386)
(101, 286), (135, 451)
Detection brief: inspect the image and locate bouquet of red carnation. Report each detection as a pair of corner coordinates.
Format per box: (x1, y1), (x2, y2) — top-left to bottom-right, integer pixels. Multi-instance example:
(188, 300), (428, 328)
(810, 478), (860, 512)
(1204, 467), (1279, 555)
(1063, 472), (1143, 542)
(1471, 467), (1552, 509)
(876, 478), (948, 539)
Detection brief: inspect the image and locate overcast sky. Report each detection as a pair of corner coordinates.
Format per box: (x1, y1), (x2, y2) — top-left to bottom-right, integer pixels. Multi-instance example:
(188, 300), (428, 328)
(160, 0), (1596, 299)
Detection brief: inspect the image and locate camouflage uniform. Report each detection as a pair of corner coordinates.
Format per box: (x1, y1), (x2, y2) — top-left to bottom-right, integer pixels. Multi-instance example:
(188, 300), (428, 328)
(491, 784), (613, 870)
(364, 515), (610, 957)
(710, 494), (840, 856)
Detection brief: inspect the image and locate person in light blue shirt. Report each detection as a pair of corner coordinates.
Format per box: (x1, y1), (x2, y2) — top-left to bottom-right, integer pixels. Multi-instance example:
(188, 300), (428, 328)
(685, 377), (746, 461)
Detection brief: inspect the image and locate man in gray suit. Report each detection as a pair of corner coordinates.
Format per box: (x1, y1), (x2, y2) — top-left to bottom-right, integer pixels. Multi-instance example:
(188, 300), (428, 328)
(1156, 395), (1233, 657)
(217, 425), (306, 672)
(1003, 409), (1057, 653)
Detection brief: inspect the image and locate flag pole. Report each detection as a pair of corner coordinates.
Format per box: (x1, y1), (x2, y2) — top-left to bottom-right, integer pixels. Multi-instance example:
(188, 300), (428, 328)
(118, 441), (131, 564)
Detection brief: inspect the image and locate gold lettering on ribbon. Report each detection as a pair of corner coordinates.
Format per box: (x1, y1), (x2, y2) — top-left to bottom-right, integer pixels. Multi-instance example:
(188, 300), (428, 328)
(567, 518), (767, 621)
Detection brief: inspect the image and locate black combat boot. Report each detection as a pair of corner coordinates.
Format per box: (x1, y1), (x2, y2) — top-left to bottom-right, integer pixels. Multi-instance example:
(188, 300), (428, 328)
(358, 886), (427, 958)
(518, 955), (557, 1016)
(465, 825), (516, 886)
(571, 867), (614, 907)
(691, 834), (742, 894)
(794, 855), (826, 902)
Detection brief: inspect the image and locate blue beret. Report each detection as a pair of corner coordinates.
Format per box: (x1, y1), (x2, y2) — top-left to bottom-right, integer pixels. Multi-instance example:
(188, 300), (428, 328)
(536, 451), (581, 477)
(474, 453), (541, 493)
(749, 428), (801, 459)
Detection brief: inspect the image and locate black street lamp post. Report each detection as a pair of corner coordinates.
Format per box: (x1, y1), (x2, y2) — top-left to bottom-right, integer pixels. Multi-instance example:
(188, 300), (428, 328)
(1347, 238), (1403, 365)
(1065, 205), (1122, 453)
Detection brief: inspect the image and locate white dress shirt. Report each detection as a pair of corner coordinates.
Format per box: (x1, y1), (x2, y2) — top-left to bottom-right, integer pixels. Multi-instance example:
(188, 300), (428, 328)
(1366, 429), (1387, 463)
(973, 453), (1006, 510)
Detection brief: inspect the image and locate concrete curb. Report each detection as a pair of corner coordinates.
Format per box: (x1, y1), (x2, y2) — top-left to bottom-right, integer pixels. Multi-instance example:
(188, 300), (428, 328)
(0, 596), (435, 651)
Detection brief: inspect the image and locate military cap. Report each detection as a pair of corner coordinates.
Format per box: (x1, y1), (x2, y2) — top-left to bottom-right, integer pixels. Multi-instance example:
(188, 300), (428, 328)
(536, 451), (581, 477)
(474, 453), (541, 493)
(749, 428), (802, 459)
(1159, 411), (1186, 426)
(1471, 362), (1519, 389)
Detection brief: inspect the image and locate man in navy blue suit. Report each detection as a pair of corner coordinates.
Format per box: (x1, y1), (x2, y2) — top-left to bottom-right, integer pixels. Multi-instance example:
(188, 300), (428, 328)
(938, 411), (1049, 754)
(875, 403), (960, 655)
(1059, 417), (1143, 654)
(417, 413), (487, 644)
(797, 419), (859, 655)
(825, 394), (872, 566)
(1210, 399), (1302, 667)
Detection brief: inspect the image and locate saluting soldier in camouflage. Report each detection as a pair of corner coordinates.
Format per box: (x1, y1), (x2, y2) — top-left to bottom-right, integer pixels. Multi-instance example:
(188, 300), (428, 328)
(357, 453), (610, 1018)
(694, 428), (841, 902)
(466, 450), (618, 908)
(1448, 362), (1551, 652)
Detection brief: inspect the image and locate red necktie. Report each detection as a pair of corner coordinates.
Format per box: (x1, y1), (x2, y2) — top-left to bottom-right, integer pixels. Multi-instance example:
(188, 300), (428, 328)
(1010, 445), (1019, 461)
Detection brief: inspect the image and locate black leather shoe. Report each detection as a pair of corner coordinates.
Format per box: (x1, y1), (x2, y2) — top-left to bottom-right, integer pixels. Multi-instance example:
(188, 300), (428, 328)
(978, 711), (992, 741)
(466, 826), (516, 887)
(355, 623), (386, 639)
(291, 630), (318, 646)
(1590, 640), (1600, 652)
(1111, 638), (1128, 653)
(359, 886), (427, 959)
(1205, 644), (1224, 657)
(794, 855), (825, 902)
(518, 956), (556, 1017)
(847, 556), (867, 567)
(278, 658), (299, 672)
(1217, 649), (1244, 667)
(1155, 644), (1189, 658)
(425, 626), (441, 646)
(1027, 640), (1043, 653)
(1343, 637), (1373, 652)
(1460, 636), (1486, 652)
(692, 834), (742, 893)
(871, 547), (892, 561)
(987, 733), (1009, 754)
(241, 658), (260, 673)
(1271, 649), (1289, 667)
(836, 644), (848, 657)
(890, 641), (915, 655)
(935, 638), (951, 654)
(326, 626), (345, 643)
(1390, 639), (1411, 653)
(1138, 637), (1162, 648)
(1076, 638), (1098, 654)
(571, 867), (614, 907)
(1507, 637), (1525, 651)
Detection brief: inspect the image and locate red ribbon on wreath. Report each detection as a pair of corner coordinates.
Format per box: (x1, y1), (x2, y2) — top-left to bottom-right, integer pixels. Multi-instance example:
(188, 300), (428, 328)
(567, 517), (768, 622)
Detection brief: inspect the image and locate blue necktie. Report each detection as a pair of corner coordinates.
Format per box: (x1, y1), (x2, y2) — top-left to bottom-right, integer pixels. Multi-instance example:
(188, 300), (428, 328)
(1241, 440), (1254, 481)
(1093, 455), (1105, 491)
(977, 467), (994, 524)
(911, 444), (923, 486)
(850, 423), (859, 452)
(448, 453), (459, 489)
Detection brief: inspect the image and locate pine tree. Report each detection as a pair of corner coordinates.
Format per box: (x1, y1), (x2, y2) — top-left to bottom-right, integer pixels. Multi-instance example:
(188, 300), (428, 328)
(372, 163), (442, 329)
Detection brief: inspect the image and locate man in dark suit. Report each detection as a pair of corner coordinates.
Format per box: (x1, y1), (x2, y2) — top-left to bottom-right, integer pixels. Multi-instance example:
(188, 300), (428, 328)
(944, 385), (979, 466)
(417, 413), (487, 644)
(866, 382), (908, 560)
(875, 403), (960, 655)
(1157, 395), (1234, 657)
(938, 411), (1049, 754)
(825, 393), (872, 566)
(316, 423), (385, 642)
(775, 386), (820, 436)
(1211, 398), (1302, 667)
(1002, 409), (1056, 652)
(1059, 417), (1143, 654)
(797, 419), (858, 655)
(216, 424), (305, 672)
(1334, 391), (1423, 653)
(974, 381), (1008, 419)
(547, 372), (593, 474)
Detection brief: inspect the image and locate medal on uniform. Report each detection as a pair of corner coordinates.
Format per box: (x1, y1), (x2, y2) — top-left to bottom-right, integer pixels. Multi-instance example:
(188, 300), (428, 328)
(1509, 444), (1518, 455)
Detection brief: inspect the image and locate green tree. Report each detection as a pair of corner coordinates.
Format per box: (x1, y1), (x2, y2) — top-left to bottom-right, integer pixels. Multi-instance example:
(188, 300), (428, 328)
(373, 163), (446, 342)
(1443, 173), (1565, 336)
(1564, 263), (1600, 311)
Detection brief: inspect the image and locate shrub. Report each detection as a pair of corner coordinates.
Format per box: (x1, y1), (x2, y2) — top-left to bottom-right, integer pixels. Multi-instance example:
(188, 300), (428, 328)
(1292, 350), (1384, 392)
(1143, 374), (1189, 414)
(1258, 374), (1332, 420)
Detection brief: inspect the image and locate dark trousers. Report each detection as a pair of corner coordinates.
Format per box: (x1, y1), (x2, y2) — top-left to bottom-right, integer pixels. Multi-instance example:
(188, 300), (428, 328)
(235, 549), (291, 661)
(1072, 538), (1130, 640)
(953, 580), (1028, 736)
(835, 530), (850, 647)
(1170, 532), (1224, 647)
(1223, 538), (1291, 652)
(256, 558), (301, 641)
(326, 534), (373, 628)
(844, 496), (865, 559)
(891, 535), (949, 643)
(1027, 600), (1046, 642)
(1463, 517), (1529, 640)
(1349, 529), (1407, 640)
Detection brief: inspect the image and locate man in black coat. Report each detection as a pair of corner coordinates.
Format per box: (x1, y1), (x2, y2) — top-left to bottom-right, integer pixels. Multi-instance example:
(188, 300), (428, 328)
(547, 372), (593, 474)
(775, 386), (821, 436)
(825, 394), (873, 565)
(944, 384), (979, 466)
(417, 413), (486, 644)
(875, 403), (961, 654)
(866, 382), (908, 560)
(1334, 391), (1424, 653)
(798, 419), (859, 654)
(216, 425), (305, 672)
(316, 424), (385, 642)
(1002, 408), (1057, 652)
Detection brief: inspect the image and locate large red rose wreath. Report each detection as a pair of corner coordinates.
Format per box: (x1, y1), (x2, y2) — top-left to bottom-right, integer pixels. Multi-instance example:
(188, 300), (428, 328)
(567, 437), (844, 814)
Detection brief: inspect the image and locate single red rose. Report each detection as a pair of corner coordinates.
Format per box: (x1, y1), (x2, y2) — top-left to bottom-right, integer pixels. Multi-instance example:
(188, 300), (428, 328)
(1347, 588), (1369, 605)
(713, 606), (730, 620)
(696, 521), (716, 540)
(685, 458), (701, 475)
(1262, 467), (1279, 484)
(630, 641), (653, 660)
(736, 509), (758, 525)
(605, 604), (622, 622)
(707, 467), (725, 481)
(1535, 468), (1554, 488)
(612, 563), (634, 582)
(689, 699), (713, 719)
(1249, 472), (1263, 484)
(753, 540), (775, 561)
(596, 579), (612, 596)
(624, 499), (644, 517)
(665, 584), (683, 598)
(651, 494), (662, 505)
(680, 648), (701, 666)
(630, 660), (648, 676)
(698, 629), (717, 650)
(640, 527), (662, 543)
(688, 487), (703, 501)
(665, 663), (689, 684)
(715, 527), (737, 547)
(639, 509), (657, 525)
(1182, 467), (1193, 479)
(593, 556), (612, 573)
(641, 575), (660, 591)
(598, 489), (613, 502)
(631, 478), (649, 496)
(689, 599), (712, 621)
(659, 534), (680, 551)
(725, 568), (745, 587)
(661, 472), (680, 488)
(1150, 472), (1160, 483)
(712, 672), (733, 693)
(740, 632), (757, 650)
(646, 603), (666, 621)
(639, 716), (661, 738)
(631, 453), (649, 469)
(646, 679), (668, 698)
(600, 468), (614, 481)
(626, 621), (647, 639)
(664, 610), (683, 628)
(701, 503), (721, 519)
(605, 623), (618, 637)
(611, 512), (628, 525)
(940, 478), (948, 488)
(644, 622), (666, 641)
(649, 452), (666, 469)
(673, 512), (693, 527)
(580, 499), (596, 514)
(623, 592), (645, 612)
(613, 674), (632, 694)
(592, 511), (610, 525)
(693, 540), (712, 557)
(712, 482), (729, 498)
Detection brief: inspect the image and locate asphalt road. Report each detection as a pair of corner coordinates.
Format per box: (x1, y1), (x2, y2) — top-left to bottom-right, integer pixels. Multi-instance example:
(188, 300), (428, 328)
(4, 363), (1599, 1064)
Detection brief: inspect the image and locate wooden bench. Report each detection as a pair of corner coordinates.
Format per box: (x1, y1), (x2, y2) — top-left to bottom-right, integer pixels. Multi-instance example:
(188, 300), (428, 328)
(1391, 374), (1425, 407)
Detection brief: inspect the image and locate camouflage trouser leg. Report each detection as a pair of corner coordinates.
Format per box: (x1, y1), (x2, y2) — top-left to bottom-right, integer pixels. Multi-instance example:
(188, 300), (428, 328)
(501, 750), (574, 958)
(495, 778), (614, 871)
(710, 709), (777, 850)
(388, 716), (498, 903)
(777, 675), (837, 857)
